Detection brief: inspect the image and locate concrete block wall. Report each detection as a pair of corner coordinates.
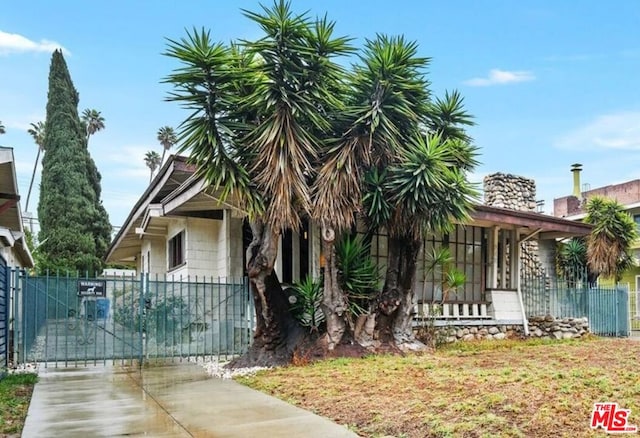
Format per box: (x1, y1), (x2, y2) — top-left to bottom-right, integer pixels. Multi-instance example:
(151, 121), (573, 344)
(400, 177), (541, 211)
(185, 217), (224, 279)
(141, 238), (167, 277)
(227, 216), (245, 279)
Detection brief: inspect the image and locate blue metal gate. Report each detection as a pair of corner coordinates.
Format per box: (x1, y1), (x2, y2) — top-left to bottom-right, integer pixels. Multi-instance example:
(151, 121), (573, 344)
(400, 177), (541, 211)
(16, 272), (253, 367)
(587, 286), (629, 337)
(524, 274), (630, 337)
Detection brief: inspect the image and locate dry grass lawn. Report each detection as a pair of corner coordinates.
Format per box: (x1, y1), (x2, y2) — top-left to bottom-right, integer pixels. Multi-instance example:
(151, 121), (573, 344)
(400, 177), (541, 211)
(237, 337), (640, 437)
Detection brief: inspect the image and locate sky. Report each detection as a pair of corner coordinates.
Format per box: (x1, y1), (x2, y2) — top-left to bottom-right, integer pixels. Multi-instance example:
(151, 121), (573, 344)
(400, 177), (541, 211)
(1, 0), (640, 234)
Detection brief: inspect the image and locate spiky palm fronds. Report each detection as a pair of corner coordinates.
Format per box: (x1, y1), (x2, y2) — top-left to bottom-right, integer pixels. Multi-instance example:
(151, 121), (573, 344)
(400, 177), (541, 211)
(242, 1), (351, 230)
(164, 28), (260, 216)
(426, 90), (474, 142)
(385, 133), (480, 238)
(556, 238), (587, 280)
(585, 197), (637, 279)
(28, 121), (46, 150)
(81, 108), (105, 142)
(157, 126), (177, 164)
(313, 34), (430, 232)
(144, 150), (162, 182)
(165, 2), (350, 229)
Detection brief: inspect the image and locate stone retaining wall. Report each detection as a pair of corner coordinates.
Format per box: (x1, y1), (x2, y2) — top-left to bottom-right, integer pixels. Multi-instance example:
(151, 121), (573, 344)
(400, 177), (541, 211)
(431, 316), (590, 343)
(527, 316), (590, 340)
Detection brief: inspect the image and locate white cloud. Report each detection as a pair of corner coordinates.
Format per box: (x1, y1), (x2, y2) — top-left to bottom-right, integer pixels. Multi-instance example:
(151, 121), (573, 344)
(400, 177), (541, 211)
(464, 69), (535, 87)
(555, 111), (640, 150)
(0, 30), (69, 56)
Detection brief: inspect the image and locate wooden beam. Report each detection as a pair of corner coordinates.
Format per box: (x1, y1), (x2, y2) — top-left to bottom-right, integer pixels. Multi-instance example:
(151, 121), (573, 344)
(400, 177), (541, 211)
(470, 205), (592, 236)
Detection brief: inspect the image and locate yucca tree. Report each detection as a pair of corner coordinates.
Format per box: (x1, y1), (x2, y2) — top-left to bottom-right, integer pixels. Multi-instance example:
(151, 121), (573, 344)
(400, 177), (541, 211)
(378, 133), (478, 346)
(313, 35), (432, 348)
(25, 121), (46, 212)
(164, 1), (351, 366)
(81, 108), (105, 146)
(585, 197), (637, 282)
(144, 150), (162, 183)
(313, 35), (478, 349)
(556, 238), (587, 286)
(157, 126), (177, 165)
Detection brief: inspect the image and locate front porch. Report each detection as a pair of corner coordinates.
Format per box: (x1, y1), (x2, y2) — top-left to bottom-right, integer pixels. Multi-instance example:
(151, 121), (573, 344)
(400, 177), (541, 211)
(409, 205), (593, 332)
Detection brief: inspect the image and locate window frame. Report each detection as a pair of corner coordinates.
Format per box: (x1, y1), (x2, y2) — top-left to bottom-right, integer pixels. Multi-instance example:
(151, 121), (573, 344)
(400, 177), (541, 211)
(168, 230), (186, 271)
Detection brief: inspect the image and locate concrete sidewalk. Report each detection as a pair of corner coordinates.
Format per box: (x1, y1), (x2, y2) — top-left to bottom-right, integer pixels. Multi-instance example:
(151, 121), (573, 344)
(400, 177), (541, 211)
(21, 363), (358, 438)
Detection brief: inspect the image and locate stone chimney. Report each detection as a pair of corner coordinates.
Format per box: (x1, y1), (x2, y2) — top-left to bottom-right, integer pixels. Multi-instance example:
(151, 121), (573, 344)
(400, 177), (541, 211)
(483, 173), (537, 212)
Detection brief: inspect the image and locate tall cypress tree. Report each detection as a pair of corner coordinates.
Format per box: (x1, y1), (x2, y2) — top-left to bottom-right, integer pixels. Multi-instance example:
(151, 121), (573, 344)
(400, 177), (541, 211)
(38, 50), (112, 275)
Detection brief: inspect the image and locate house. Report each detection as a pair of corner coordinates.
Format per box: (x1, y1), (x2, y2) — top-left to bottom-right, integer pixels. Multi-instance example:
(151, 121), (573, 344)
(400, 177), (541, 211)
(0, 146), (34, 368)
(554, 164), (640, 288)
(0, 147), (34, 269)
(554, 165), (640, 333)
(106, 158), (592, 337)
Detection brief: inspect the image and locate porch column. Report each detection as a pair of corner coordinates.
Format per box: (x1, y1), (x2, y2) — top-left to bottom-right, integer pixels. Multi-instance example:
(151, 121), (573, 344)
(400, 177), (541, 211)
(489, 226), (500, 289)
(509, 229), (518, 289)
(515, 236), (530, 336)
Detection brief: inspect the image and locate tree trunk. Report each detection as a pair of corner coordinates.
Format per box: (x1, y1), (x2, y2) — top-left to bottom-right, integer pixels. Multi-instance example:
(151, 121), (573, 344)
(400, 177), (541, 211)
(25, 147), (41, 212)
(376, 235), (425, 350)
(319, 225), (349, 350)
(229, 220), (306, 367)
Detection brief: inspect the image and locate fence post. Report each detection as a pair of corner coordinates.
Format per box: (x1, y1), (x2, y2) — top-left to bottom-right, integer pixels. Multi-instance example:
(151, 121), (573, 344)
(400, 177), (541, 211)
(138, 272), (145, 367)
(14, 269), (23, 367)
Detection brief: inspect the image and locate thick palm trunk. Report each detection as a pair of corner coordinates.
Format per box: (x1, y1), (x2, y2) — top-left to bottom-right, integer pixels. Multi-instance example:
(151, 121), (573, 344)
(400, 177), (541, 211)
(229, 220), (305, 367)
(319, 226), (349, 350)
(377, 235), (424, 350)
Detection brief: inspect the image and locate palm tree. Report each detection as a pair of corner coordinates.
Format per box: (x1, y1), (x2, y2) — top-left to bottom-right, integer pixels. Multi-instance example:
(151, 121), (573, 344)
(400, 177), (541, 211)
(25, 121), (46, 212)
(556, 238), (587, 284)
(0, 120), (5, 134)
(164, 1), (477, 362)
(157, 126), (177, 165)
(313, 36), (478, 349)
(144, 150), (162, 183)
(585, 197), (637, 281)
(164, 2), (351, 366)
(81, 109), (105, 145)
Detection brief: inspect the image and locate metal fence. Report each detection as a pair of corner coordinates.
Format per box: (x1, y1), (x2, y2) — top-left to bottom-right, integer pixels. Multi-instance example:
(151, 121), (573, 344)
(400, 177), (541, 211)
(15, 271), (253, 367)
(631, 290), (640, 332)
(522, 271), (629, 337)
(0, 257), (7, 371)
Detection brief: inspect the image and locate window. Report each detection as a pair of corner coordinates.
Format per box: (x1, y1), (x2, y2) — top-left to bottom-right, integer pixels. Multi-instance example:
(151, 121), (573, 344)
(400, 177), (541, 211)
(634, 214), (640, 232)
(418, 225), (485, 303)
(168, 231), (185, 270)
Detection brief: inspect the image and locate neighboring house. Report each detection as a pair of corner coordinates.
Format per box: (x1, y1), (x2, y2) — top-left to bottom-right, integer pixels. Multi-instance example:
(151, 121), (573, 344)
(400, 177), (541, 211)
(0, 146), (34, 368)
(0, 147), (34, 269)
(554, 164), (640, 288)
(107, 157), (591, 331)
